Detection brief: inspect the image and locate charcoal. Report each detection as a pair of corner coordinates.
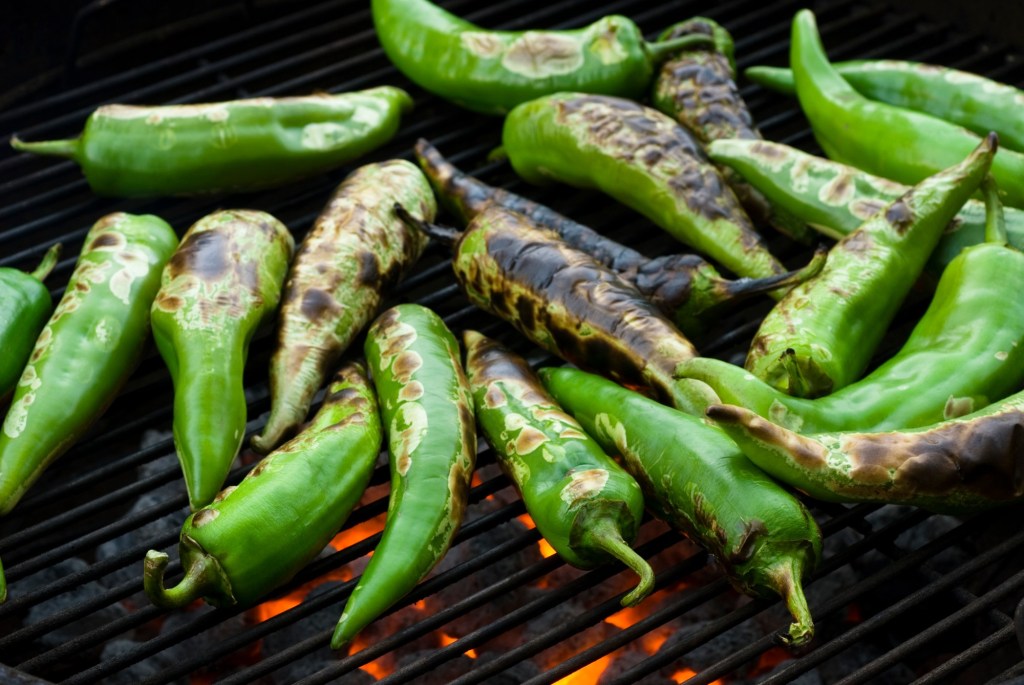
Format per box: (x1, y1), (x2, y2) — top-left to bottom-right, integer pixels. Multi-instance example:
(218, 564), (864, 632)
(260, 582), (344, 657)
(273, 659), (375, 685)
(816, 642), (916, 684)
(474, 650), (543, 683)
(760, 661), (825, 685)
(598, 648), (673, 684)
(394, 650), (477, 683)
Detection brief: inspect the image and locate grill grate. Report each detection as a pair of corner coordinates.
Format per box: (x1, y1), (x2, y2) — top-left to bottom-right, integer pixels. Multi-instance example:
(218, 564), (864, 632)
(2, 0), (1024, 683)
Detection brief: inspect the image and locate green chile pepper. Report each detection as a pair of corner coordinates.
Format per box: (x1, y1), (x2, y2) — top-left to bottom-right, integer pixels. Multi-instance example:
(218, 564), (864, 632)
(706, 138), (1024, 276)
(502, 93), (788, 284)
(463, 331), (653, 606)
(151, 210), (294, 510)
(252, 160), (434, 454)
(789, 10), (1024, 208)
(706, 388), (1024, 515)
(332, 304), (477, 649)
(679, 178), (1024, 434)
(0, 244), (61, 402)
(744, 136), (994, 398)
(143, 361), (382, 608)
(541, 366), (822, 646)
(371, 0), (713, 115)
(650, 18), (813, 244)
(11, 87), (412, 197)
(746, 61), (1024, 153)
(414, 139), (824, 334)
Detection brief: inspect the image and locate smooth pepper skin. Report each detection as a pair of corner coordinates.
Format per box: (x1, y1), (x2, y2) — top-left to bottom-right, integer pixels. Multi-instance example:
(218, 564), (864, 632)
(143, 361), (382, 609)
(10, 87), (413, 197)
(680, 177), (1024, 434)
(541, 366), (822, 647)
(332, 304), (477, 649)
(413, 139), (825, 335)
(707, 138), (1024, 277)
(151, 210), (294, 510)
(707, 388), (1024, 515)
(744, 135), (994, 398)
(463, 331), (653, 606)
(371, 0), (712, 115)
(0, 244), (61, 402)
(251, 160), (434, 454)
(746, 60), (1024, 154)
(502, 93), (787, 285)
(790, 10), (1024, 208)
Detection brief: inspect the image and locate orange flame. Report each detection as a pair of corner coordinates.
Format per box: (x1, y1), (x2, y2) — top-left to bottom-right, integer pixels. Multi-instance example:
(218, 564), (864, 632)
(553, 655), (613, 685)
(671, 667), (724, 684)
(750, 646), (793, 677)
(517, 513), (556, 558)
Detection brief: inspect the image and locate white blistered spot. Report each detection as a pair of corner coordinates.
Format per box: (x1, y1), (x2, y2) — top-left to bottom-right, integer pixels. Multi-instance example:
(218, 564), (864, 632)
(503, 32), (584, 77)
(205, 108), (229, 122)
(594, 412), (628, 454)
(394, 402), (429, 476)
(3, 390), (36, 439)
(109, 250), (152, 306)
(944, 69), (980, 85)
(352, 106), (383, 129)
(996, 351), (1010, 361)
(504, 412), (528, 433)
(559, 468), (609, 505)
(461, 31), (504, 58)
(301, 122), (353, 150)
(94, 318), (112, 346)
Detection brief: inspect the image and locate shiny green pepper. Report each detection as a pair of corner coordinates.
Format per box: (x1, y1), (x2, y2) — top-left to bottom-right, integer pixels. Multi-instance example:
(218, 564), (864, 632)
(0, 244), (60, 402)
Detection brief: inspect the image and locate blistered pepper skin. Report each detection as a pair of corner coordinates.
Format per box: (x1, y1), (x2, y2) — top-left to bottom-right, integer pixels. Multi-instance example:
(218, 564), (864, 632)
(542, 366), (822, 647)
(252, 160), (435, 454)
(151, 210), (294, 510)
(331, 304), (477, 649)
(143, 361), (382, 609)
(0, 244), (61, 401)
(11, 88), (413, 197)
(502, 93), (787, 283)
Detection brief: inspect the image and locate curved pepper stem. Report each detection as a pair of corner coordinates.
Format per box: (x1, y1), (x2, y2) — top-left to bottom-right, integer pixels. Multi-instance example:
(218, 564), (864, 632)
(644, 32), (717, 64)
(981, 173), (1009, 246)
(10, 136), (81, 160)
(394, 203), (463, 247)
(29, 243), (62, 283)
(578, 516), (655, 607)
(143, 550), (221, 609)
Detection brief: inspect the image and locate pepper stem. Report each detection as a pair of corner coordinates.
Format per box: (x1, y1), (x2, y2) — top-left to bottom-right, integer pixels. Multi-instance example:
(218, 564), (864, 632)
(29, 243), (62, 282)
(768, 556), (815, 647)
(394, 203), (463, 247)
(720, 247), (827, 301)
(10, 136), (81, 160)
(981, 175), (1008, 246)
(579, 516), (654, 607)
(143, 550), (219, 609)
(0, 556), (6, 604)
(644, 33), (717, 63)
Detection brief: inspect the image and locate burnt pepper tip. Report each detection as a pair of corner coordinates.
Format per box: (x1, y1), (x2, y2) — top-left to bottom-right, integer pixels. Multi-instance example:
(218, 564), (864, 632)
(772, 556), (815, 648)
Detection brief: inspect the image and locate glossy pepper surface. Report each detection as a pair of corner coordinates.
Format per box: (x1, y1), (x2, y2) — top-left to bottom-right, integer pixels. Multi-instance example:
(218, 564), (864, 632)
(151, 210), (294, 510)
(332, 304), (477, 649)
(542, 366), (822, 646)
(679, 177), (1024, 434)
(746, 60), (1024, 153)
(414, 139), (824, 335)
(11, 87), (412, 197)
(143, 361), (382, 609)
(789, 9), (1024, 208)
(252, 160), (434, 453)
(463, 331), (653, 606)
(707, 388), (1024, 515)
(744, 135), (994, 398)
(371, 0), (712, 115)
(0, 244), (61, 401)
(502, 93), (787, 283)
(707, 138), (1024, 276)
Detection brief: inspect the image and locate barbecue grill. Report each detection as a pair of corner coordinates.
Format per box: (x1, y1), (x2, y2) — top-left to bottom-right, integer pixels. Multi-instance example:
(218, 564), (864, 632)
(2, 0), (1024, 683)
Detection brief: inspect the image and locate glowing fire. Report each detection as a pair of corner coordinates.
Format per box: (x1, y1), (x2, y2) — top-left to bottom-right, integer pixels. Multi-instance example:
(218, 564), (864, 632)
(671, 668), (724, 685)
(516, 513), (557, 558)
(553, 655), (613, 685)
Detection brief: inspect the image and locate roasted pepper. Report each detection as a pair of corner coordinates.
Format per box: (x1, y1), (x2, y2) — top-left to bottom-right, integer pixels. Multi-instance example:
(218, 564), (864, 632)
(252, 160), (434, 453)
(502, 93), (788, 283)
(542, 366), (822, 646)
(463, 331), (653, 606)
(0, 244), (61, 402)
(331, 304), (477, 649)
(371, 0), (712, 115)
(11, 87), (412, 197)
(789, 9), (1024, 208)
(744, 135), (994, 398)
(151, 210), (294, 510)
(144, 361), (382, 609)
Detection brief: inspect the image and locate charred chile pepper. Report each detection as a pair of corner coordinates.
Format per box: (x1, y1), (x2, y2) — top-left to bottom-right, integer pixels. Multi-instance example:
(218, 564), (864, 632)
(680, 178), (1024, 434)
(707, 388), (1024, 514)
(252, 160), (434, 454)
(542, 366), (822, 646)
(650, 18), (812, 244)
(371, 0), (712, 115)
(463, 331), (653, 605)
(790, 10), (1024, 208)
(144, 361), (382, 608)
(707, 138), (1024, 276)
(747, 61), (1024, 153)
(11, 87), (412, 197)
(332, 304), (477, 649)
(744, 136), (994, 398)
(502, 93), (788, 284)
(0, 244), (60, 402)
(414, 139), (823, 334)
(151, 210), (294, 510)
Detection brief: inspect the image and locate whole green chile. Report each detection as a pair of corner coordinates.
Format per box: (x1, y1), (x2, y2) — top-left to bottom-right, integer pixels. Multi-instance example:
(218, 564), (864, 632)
(0, 244), (61, 401)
